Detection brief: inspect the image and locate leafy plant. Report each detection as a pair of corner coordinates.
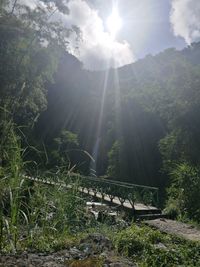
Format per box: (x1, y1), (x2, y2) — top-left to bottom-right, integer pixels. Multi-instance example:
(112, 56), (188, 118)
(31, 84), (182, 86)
(166, 162), (200, 222)
(114, 223), (200, 267)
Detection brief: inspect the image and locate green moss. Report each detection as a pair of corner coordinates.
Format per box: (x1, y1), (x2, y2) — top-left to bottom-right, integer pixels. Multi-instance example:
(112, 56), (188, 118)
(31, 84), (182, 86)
(65, 257), (104, 267)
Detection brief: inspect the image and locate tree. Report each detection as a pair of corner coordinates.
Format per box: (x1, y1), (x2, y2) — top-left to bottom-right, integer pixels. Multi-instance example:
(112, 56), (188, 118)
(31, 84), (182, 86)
(0, 1), (72, 127)
(107, 140), (122, 179)
(51, 130), (79, 168)
(0, 0), (77, 167)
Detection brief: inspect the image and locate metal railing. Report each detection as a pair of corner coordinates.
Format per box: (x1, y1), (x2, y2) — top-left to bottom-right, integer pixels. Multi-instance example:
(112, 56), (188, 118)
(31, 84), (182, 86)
(25, 174), (159, 209)
(70, 175), (159, 208)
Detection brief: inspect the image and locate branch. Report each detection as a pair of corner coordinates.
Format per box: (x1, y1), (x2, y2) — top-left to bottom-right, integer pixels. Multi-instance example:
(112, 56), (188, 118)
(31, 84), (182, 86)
(10, 0), (18, 15)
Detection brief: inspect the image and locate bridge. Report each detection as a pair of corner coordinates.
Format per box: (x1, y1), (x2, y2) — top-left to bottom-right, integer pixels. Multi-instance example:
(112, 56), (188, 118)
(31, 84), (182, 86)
(25, 174), (162, 219)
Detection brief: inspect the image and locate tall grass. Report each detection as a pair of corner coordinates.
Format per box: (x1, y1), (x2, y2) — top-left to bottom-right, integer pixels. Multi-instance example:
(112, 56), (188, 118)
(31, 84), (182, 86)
(0, 122), (86, 252)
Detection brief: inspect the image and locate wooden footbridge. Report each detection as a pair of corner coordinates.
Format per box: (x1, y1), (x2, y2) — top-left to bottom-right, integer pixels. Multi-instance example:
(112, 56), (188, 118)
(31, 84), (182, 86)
(25, 174), (162, 219)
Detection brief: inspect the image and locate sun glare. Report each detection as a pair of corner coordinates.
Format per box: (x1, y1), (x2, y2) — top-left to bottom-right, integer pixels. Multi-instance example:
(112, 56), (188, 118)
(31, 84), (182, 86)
(106, 7), (122, 39)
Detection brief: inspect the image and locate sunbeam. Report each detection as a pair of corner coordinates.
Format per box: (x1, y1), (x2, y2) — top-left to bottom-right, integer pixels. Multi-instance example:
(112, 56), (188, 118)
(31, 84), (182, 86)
(106, 6), (122, 39)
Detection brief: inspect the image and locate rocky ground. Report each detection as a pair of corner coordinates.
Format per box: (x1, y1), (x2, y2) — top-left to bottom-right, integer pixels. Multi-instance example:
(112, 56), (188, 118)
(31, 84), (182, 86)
(0, 234), (136, 267)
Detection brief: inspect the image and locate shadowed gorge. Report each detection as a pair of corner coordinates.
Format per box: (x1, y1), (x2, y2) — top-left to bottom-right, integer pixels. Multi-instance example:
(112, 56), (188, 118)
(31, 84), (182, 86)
(34, 44), (200, 190)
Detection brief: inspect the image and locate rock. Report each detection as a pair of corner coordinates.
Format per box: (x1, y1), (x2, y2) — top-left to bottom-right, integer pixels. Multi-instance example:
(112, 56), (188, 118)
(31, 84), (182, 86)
(108, 258), (136, 267)
(97, 211), (116, 224)
(43, 261), (57, 267)
(0, 253), (65, 267)
(0, 234), (135, 267)
(110, 264), (123, 267)
(100, 251), (109, 258)
(79, 233), (113, 254)
(86, 202), (107, 211)
(116, 219), (129, 229)
(79, 242), (93, 256)
(110, 263), (128, 267)
(153, 242), (168, 250)
(69, 247), (83, 259)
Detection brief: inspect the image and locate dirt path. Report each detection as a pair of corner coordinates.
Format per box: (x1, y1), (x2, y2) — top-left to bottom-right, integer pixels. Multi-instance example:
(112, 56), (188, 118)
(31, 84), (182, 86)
(145, 218), (200, 241)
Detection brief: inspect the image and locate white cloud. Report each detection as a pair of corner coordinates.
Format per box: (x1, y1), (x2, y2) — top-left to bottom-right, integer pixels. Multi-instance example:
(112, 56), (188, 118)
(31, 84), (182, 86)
(19, 0), (134, 69)
(170, 0), (200, 44)
(59, 0), (134, 69)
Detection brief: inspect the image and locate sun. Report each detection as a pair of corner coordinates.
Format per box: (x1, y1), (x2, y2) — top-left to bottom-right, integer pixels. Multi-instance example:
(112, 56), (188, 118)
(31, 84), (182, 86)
(106, 7), (122, 39)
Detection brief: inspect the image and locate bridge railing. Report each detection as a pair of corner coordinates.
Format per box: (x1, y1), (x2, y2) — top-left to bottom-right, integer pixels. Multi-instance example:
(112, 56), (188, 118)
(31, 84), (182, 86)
(69, 175), (159, 208)
(24, 174), (159, 208)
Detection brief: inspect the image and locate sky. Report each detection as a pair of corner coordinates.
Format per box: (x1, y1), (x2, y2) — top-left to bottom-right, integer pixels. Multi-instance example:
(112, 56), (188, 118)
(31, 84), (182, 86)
(19, 0), (200, 70)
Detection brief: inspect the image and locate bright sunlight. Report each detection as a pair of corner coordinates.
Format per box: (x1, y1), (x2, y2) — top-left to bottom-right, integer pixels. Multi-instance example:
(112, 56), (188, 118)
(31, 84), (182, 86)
(106, 7), (122, 39)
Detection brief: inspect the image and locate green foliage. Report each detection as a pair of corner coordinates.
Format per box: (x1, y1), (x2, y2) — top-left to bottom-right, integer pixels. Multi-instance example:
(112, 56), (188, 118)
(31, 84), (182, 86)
(0, 0), (80, 171)
(164, 199), (180, 219)
(54, 130), (79, 149)
(166, 162), (200, 222)
(159, 131), (180, 173)
(51, 130), (79, 167)
(107, 140), (122, 178)
(0, 124), (86, 252)
(22, 180), (85, 251)
(0, 123), (27, 252)
(115, 224), (200, 267)
(115, 224), (165, 257)
(1, 166), (86, 252)
(0, 14), (53, 126)
(0, 0), (75, 130)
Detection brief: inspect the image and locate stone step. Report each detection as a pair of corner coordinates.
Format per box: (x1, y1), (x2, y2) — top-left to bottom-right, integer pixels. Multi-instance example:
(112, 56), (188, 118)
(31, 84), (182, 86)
(136, 213), (168, 221)
(134, 208), (162, 215)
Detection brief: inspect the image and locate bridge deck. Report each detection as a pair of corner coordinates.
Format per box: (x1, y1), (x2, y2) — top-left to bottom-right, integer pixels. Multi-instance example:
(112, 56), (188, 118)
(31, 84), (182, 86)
(81, 187), (157, 211)
(25, 176), (159, 213)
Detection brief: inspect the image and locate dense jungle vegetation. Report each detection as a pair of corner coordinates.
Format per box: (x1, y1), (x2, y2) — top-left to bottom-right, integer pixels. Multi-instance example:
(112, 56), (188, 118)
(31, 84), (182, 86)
(1, 1), (200, 265)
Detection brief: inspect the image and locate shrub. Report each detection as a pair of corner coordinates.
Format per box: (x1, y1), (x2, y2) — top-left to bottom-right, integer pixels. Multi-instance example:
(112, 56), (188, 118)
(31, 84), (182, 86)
(115, 224), (165, 257)
(166, 162), (200, 222)
(114, 223), (200, 267)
